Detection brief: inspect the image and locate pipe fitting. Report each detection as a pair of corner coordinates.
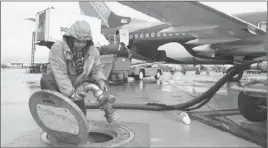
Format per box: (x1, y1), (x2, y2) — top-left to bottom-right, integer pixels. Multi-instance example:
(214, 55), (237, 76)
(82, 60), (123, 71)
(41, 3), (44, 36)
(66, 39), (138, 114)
(83, 83), (119, 123)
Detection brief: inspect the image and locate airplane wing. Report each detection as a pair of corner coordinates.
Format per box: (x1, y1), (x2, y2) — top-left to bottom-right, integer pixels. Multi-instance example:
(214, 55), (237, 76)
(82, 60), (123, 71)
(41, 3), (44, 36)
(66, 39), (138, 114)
(119, 2), (266, 57)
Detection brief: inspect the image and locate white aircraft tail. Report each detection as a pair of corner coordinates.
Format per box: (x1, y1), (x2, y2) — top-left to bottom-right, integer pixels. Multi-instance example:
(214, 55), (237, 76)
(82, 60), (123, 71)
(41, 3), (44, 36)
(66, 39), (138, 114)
(79, 2), (131, 28)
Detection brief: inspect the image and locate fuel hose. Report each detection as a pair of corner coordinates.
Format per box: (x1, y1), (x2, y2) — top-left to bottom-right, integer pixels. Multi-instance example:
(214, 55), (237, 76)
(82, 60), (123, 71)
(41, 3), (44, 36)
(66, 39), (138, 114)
(86, 60), (257, 111)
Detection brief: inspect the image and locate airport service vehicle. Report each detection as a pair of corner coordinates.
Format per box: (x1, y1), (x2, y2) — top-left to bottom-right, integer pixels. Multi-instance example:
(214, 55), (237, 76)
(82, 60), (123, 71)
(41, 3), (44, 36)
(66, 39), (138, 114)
(212, 65), (227, 73)
(34, 7), (102, 48)
(128, 62), (163, 80)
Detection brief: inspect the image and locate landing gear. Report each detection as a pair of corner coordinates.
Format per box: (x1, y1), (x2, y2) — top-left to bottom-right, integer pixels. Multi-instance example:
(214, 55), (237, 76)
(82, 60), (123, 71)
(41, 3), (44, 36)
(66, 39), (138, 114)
(134, 70), (144, 80)
(226, 67), (243, 81)
(238, 92), (267, 122)
(195, 71), (200, 75)
(139, 70), (144, 80)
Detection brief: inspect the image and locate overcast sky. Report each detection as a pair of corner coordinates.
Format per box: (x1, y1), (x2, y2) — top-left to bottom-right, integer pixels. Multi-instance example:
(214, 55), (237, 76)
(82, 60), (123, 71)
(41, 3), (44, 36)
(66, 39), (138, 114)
(1, 2), (267, 64)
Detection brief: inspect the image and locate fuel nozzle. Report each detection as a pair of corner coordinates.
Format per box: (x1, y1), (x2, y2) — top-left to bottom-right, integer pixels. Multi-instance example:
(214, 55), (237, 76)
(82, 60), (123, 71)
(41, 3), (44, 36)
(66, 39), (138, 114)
(93, 88), (120, 123)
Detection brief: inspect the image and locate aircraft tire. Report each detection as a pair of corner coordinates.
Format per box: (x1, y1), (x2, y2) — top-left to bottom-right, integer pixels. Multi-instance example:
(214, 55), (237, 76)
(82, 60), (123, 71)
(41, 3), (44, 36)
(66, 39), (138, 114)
(238, 92), (267, 122)
(226, 67), (243, 81)
(139, 70), (144, 80)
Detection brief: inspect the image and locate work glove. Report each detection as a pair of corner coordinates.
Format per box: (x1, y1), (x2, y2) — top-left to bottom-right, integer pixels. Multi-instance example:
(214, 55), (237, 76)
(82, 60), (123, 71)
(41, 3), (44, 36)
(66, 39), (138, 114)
(74, 58), (84, 75)
(97, 80), (108, 92)
(70, 83), (88, 101)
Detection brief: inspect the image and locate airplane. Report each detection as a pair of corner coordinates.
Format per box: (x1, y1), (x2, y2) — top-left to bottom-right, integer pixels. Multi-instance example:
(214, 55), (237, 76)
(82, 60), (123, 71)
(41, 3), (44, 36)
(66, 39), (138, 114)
(79, 1), (267, 122)
(78, 2), (267, 79)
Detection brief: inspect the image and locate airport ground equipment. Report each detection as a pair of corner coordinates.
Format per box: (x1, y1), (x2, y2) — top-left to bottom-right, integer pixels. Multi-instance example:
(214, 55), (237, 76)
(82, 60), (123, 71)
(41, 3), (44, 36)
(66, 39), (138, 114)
(128, 62), (163, 80)
(27, 7), (102, 73)
(212, 65), (227, 73)
(223, 61), (267, 81)
(230, 81), (267, 121)
(100, 54), (131, 84)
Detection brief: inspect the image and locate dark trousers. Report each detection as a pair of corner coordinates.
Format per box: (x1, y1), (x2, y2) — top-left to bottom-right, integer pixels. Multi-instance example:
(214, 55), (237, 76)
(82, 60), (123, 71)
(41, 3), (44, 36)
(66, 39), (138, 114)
(40, 74), (87, 115)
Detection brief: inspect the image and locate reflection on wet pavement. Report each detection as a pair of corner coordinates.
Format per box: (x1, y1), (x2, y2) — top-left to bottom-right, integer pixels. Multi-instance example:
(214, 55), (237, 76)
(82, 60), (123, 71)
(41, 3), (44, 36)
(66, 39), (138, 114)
(7, 69), (264, 109)
(2, 69), (266, 111)
(1, 69), (267, 147)
(103, 72), (266, 109)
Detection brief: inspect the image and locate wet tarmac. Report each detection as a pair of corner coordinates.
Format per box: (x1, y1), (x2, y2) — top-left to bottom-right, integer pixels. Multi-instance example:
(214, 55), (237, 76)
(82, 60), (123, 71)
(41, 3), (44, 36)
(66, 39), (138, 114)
(1, 69), (267, 147)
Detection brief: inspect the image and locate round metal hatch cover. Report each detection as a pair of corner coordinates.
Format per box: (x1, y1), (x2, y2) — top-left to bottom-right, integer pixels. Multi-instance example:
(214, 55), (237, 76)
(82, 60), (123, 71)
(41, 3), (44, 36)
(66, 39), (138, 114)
(29, 90), (89, 145)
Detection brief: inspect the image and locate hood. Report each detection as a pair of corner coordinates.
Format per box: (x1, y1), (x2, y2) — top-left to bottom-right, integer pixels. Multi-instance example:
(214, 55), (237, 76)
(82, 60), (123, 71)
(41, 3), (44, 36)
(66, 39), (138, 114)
(63, 20), (93, 41)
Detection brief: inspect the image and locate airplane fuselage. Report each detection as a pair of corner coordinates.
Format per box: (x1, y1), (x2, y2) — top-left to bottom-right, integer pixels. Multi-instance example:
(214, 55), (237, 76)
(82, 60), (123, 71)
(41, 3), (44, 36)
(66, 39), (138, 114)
(123, 23), (233, 64)
(79, 1), (266, 65)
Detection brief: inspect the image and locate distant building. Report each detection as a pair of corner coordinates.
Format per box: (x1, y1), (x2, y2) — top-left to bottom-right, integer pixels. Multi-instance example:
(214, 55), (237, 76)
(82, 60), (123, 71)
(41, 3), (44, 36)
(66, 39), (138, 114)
(7, 63), (24, 68)
(1, 64), (8, 69)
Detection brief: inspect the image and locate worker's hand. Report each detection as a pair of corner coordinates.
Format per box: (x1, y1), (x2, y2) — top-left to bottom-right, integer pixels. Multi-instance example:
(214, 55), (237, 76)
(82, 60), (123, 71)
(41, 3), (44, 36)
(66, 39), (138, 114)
(70, 92), (86, 101)
(75, 58), (84, 75)
(70, 84), (88, 101)
(98, 80), (108, 92)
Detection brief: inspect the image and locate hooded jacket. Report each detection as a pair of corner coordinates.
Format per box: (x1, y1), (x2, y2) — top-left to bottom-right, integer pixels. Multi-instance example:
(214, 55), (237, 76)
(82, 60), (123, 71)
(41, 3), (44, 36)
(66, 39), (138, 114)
(46, 20), (106, 97)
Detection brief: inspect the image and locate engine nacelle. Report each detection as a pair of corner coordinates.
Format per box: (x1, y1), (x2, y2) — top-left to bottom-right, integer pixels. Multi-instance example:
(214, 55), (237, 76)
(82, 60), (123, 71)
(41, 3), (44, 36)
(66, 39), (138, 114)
(193, 44), (215, 57)
(250, 61), (267, 72)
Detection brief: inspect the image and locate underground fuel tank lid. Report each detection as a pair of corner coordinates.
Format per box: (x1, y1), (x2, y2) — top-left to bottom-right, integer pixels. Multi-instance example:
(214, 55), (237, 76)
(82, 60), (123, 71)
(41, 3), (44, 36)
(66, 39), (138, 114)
(28, 89), (89, 145)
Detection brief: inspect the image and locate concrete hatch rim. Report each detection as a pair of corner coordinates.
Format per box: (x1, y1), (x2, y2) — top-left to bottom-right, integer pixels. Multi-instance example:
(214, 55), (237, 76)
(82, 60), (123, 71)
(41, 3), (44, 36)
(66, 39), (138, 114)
(40, 123), (135, 147)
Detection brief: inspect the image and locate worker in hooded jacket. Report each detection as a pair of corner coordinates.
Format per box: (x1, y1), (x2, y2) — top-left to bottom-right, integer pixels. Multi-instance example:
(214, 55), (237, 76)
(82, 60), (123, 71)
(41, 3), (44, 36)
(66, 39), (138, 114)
(40, 20), (107, 115)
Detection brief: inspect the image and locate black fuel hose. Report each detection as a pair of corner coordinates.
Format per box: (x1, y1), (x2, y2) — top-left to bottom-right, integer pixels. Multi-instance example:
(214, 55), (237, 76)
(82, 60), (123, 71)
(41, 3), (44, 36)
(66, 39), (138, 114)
(86, 60), (256, 111)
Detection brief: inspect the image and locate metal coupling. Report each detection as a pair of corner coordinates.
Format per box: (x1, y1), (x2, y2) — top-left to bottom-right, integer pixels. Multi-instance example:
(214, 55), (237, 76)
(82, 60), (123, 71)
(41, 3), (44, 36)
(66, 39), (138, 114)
(83, 83), (119, 123)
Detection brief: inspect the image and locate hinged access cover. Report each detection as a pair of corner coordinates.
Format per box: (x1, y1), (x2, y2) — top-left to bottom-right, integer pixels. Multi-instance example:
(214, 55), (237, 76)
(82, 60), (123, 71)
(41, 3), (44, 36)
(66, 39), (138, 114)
(29, 90), (89, 145)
